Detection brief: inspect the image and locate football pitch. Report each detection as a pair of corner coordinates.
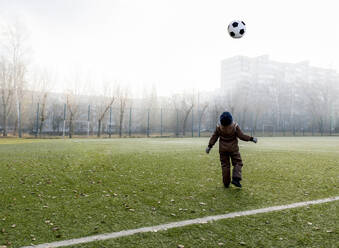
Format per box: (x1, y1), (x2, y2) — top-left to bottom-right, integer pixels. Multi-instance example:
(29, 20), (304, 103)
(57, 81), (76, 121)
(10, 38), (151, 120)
(0, 137), (338, 247)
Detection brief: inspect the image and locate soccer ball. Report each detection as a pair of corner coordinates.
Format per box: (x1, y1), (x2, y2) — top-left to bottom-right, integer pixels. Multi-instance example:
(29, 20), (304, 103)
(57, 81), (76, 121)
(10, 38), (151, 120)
(227, 20), (246, 39)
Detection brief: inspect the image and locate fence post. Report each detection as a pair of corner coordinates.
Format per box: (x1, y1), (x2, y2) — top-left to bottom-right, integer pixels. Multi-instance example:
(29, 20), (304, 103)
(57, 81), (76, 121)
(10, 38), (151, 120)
(160, 108), (163, 137)
(262, 124), (264, 137)
(87, 104), (90, 137)
(175, 110), (179, 136)
(18, 102), (22, 138)
(330, 115), (332, 136)
(63, 103), (66, 138)
(35, 103), (39, 138)
(198, 111), (201, 137)
(109, 106), (112, 138)
(197, 92), (200, 137)
(129, 107), (132, 137)
(147, 109), (150, 137)
(191, 107), (194, 137)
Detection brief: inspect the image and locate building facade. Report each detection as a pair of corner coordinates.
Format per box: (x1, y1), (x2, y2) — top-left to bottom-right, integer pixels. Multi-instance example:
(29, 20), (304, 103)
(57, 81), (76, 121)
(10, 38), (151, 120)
(220, 55), (339, 133)
(221, 55), (339, 91)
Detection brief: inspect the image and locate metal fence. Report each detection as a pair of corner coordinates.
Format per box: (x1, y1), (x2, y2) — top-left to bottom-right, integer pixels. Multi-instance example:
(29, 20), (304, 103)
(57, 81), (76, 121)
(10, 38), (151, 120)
(29, 105), (214, 138)
(1, 102), (338, 138)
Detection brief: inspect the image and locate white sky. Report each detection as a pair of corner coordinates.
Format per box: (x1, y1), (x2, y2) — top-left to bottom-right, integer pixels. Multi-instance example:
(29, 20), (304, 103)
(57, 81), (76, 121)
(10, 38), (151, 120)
(1, 0), (339, 96)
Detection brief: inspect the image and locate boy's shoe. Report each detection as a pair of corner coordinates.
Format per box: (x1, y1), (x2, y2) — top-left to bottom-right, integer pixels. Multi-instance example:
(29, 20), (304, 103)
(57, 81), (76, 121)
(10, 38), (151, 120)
(224, 183), (230, 188)
(231, 178), (242, 188)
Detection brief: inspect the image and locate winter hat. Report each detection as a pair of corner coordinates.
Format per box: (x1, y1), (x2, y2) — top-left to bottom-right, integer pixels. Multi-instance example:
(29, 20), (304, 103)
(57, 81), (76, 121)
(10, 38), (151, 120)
(220, 112), (233, 126)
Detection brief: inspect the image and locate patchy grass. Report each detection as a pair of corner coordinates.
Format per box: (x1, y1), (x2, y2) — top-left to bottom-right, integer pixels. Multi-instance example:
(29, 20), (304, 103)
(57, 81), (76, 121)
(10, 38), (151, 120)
(71, 201), (339, 248)
(0, 137), (338, 247)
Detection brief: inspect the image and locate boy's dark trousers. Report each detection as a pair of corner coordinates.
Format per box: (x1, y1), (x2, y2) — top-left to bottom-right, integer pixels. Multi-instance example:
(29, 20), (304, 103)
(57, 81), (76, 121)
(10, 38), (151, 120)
(219, 151), (243, 187)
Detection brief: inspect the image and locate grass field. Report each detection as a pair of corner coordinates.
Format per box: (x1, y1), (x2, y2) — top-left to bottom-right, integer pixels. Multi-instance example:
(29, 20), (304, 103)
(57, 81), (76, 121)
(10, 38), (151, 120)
(0, 137), (338, 247)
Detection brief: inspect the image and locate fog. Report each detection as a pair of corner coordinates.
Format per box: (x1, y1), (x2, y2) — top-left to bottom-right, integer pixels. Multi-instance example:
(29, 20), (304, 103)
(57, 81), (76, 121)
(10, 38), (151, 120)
(1, 0), (339, 94)
(0, 0), (338, 137)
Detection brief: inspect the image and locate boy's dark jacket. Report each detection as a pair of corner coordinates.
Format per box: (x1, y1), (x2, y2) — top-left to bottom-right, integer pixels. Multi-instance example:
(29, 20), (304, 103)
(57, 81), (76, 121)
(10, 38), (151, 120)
(208, 122), (251, 153)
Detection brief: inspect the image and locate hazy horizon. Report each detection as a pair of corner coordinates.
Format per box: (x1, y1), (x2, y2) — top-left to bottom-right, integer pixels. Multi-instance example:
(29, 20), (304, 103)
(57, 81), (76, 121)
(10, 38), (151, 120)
(1, 0), (339, 96)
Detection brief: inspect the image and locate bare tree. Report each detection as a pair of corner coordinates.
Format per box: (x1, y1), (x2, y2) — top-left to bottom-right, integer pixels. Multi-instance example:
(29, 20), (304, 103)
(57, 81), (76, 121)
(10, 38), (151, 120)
(300, 75), (338, 135)
(183, 95), (195, 136)
(63, 72), (85, 138)
(66, 91), (79, 138)
(172, 92), (194, 136)
(2, 23), (28, 137)
(143, 84), (158, 136)
(198, 102), (208, 135)
(212, 99), (222, 126)
(238, 81), (251, 128)
(97, 84), (116, 137)
(251, 85), (267, 135)
(34, 70), (52, 136)
(38, 92), (48, 135)
(171, 94), (181, 136)
(118, 87), (129, 137)
(51, 102), (63, 134)
(0, 58), (14, 136)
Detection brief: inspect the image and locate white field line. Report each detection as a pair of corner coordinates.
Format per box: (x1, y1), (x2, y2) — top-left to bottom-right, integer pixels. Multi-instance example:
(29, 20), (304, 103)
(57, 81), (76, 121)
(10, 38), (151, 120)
(22, 196), (339, 248)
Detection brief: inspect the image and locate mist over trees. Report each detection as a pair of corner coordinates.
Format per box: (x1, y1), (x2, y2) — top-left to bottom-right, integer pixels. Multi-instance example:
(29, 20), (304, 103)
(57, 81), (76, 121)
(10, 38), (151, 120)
(0, 23), (339, 138)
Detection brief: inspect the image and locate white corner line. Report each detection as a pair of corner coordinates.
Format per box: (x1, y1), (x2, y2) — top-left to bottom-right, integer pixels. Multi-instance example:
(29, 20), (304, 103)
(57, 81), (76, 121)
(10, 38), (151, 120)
(21, 196), (339, 248)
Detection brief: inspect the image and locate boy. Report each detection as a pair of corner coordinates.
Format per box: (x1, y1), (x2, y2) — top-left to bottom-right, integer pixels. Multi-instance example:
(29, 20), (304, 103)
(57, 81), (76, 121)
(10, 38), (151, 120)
(206, 111), (257, 188)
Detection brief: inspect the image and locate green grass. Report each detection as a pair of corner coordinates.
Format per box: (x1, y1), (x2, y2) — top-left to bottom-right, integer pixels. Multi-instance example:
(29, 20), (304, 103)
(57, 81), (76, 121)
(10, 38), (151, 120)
(70, 201), (339, 248)
(0, 137), (338, 247)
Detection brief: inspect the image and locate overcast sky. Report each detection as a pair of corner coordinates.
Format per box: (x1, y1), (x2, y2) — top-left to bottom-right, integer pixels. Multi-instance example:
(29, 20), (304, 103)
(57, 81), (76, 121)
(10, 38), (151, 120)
(1, 0), (339, 96)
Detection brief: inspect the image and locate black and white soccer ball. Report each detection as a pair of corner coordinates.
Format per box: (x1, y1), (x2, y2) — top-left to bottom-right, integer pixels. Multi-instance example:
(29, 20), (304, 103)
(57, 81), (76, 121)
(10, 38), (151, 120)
(227, 20), (246, 39)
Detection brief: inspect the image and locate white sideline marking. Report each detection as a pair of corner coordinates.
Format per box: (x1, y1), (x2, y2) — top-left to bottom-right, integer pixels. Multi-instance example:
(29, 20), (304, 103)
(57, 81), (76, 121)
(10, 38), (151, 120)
(22, 196), (339, 248)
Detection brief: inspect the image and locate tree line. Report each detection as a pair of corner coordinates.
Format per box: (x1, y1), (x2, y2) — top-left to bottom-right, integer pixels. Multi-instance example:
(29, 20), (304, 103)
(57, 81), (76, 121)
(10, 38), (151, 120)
(1, 24), (339, 138)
